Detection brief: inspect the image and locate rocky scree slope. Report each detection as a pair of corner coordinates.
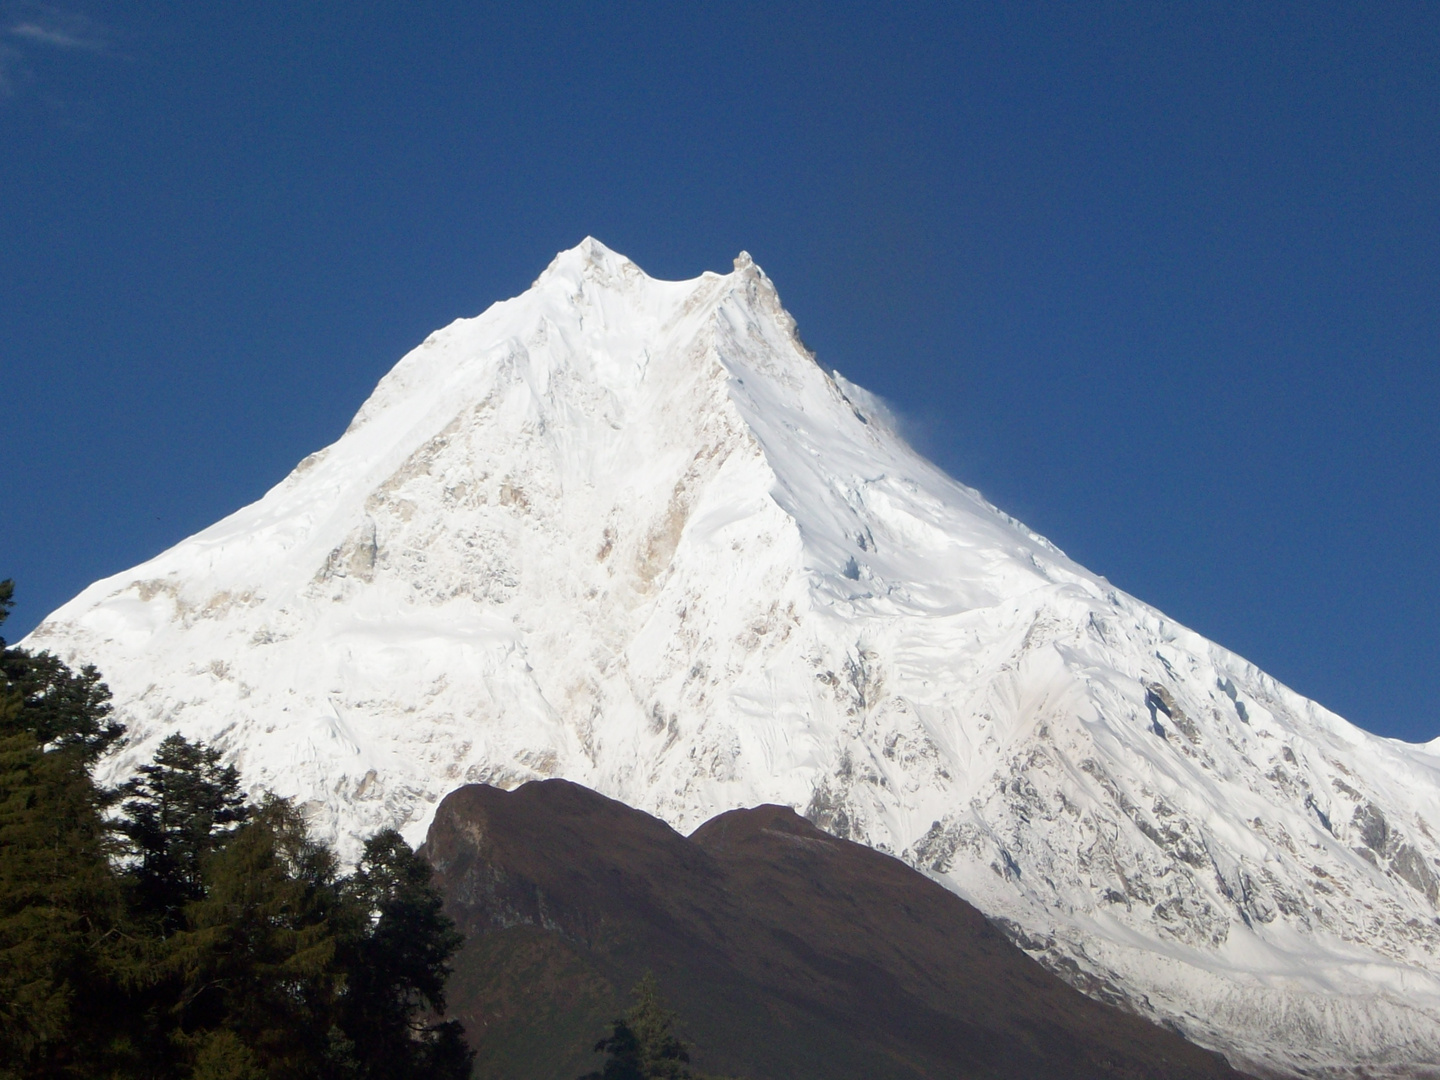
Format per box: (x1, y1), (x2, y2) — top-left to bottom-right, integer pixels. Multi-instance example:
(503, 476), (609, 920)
(25, 239), (1440, 1078)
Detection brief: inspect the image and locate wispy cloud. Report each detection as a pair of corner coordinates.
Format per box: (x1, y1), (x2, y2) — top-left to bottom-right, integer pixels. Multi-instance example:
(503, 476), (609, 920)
(0, 42), (29, 97)
(7, 5), (109, 53)
(0, 4), (121, 119)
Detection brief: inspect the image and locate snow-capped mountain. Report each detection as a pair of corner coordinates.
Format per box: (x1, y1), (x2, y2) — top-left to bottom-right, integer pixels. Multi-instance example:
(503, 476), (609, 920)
(26, 239), (1440, 1078)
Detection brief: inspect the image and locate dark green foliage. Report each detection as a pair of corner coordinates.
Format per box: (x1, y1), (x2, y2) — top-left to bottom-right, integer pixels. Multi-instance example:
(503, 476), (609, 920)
(340, 829), (472, 1080)
(0, 580), (128, 1079)
(166, 796), (354, 1077)
(144, 793), (473, 1080)
(0, 650), (121, 762)
(0, 586), (121, 767)
(582, 974), (721, 1080)
(162, 806), (471, 1080)
(0, 582), (473, 1080)
(0, 718), (125, 1076)
(117, 733), (250, 930)
(110, 735), (259, 1072)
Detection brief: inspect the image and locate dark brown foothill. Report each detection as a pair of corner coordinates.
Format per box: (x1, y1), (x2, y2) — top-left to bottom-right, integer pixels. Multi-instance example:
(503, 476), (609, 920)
(422, 779), (1250, 1080)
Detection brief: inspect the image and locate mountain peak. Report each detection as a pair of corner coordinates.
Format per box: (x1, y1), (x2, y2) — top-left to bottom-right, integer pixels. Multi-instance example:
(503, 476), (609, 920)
(25, 243), (1440, 1077)
(532, 235), (642, 290)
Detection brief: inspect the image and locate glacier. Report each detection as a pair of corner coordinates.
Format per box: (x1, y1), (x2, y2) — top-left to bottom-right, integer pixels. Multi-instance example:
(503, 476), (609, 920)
(25, 238), (1440, 1078)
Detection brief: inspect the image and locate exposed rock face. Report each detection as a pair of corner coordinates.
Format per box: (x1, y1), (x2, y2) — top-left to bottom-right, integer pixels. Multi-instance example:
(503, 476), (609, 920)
(422, 778), (1247, 1080)
(25, 240), (1440, 1076)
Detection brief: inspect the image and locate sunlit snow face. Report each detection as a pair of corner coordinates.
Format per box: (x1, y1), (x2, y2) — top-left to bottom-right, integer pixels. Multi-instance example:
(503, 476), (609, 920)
(26, 240), (1440, 1078)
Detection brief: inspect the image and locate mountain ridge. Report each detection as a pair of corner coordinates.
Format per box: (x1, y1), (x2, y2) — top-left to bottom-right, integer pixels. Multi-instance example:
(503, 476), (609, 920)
(24, 239), (1440, 1077)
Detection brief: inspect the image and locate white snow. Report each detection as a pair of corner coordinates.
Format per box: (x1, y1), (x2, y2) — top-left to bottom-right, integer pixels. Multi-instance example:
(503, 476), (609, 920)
(25, 238), (1440, 1078)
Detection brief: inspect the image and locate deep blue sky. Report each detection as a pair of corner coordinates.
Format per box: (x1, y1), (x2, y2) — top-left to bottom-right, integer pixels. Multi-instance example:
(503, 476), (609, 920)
(2, 3), (1437, 741)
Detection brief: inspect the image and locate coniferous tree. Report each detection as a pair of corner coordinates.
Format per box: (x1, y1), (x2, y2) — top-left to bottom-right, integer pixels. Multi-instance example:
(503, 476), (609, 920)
(0, 581), (475, 1079)
(117, 733), (250, 931)
(0, 581), (129, 1079)
(108, 734), (255, 1074)
(339, 829), (472, 1080)
(582, 973), (715, 1080)
(0, 585), (123, 765)
(164, 796), (355, 1078)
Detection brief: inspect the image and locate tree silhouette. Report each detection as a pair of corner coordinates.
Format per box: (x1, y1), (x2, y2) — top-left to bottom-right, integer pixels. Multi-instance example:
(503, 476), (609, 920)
(116, 734), (250, 931)
(581, 973), (731, 1080)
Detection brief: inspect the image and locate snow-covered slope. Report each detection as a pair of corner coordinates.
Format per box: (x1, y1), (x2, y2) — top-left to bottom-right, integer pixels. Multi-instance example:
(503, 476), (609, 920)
(26, 240), (1440, 1077)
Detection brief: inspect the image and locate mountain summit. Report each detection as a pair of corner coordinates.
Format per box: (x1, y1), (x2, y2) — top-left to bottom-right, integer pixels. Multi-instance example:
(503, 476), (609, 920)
(27, 239), (1440, 1077)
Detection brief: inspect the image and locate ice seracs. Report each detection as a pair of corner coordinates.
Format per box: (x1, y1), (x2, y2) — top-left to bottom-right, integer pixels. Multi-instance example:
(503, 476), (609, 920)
(26, 238), (1440, 1078)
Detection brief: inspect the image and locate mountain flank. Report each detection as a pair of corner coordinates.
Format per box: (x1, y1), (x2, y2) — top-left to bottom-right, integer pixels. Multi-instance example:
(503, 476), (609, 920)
(423, 779), (1246, 1080)
(28, 239), (1440, 1073)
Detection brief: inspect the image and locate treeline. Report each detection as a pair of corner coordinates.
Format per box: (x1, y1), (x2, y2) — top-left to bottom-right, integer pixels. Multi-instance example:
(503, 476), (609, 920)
(0, 581), (471, 1080)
